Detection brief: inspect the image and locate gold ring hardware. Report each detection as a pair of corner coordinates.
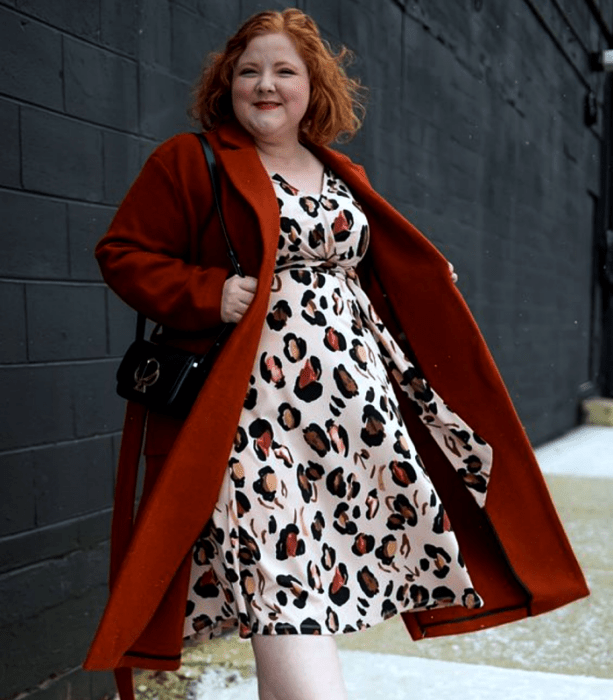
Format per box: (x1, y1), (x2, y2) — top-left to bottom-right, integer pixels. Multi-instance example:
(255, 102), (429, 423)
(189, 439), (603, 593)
(134, 358), (161, 393)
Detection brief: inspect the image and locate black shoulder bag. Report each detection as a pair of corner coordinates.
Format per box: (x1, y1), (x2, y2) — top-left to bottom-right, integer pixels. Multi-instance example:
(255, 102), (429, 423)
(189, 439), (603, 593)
(115, 133), (244, 419)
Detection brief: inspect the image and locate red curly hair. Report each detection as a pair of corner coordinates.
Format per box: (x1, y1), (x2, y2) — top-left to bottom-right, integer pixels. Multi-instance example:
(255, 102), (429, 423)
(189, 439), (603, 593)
(189, 9), (366, 145)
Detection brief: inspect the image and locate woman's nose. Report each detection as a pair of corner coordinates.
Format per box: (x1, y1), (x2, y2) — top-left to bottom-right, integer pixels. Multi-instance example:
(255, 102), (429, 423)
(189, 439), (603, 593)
(257, 70), (275, 93)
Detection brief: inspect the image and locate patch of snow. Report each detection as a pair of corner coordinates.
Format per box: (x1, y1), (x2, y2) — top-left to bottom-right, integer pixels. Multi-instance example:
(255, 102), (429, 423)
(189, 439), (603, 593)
(190, 651), (613, 700)
(535, 426), (613, 478)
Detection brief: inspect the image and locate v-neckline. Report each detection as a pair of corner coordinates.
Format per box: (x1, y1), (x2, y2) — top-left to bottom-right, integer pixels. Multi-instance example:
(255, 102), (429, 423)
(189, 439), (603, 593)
(271, 167), (328, 198)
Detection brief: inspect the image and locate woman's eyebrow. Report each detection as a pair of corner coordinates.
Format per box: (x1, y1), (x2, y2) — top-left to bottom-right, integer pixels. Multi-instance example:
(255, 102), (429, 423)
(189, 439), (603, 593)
(237, 59), (300, 69)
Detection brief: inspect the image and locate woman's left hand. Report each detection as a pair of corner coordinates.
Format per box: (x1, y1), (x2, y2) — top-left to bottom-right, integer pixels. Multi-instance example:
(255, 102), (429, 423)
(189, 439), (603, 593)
(448, 262), (458, 284)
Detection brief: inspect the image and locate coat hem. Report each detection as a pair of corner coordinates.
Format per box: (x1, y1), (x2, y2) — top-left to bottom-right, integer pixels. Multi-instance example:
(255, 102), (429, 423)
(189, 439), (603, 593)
(117, 654), (182, 671)
(123, 650), (183, 662)
(401, 603), (529, 640)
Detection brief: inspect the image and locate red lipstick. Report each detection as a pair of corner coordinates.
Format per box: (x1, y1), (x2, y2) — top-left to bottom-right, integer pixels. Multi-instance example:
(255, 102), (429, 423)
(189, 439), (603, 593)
(254, 102), (280, 110)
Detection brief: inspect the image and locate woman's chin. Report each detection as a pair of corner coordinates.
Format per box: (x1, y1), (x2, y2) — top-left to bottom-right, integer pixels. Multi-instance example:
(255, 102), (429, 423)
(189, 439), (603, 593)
(243, 117), (297, 143)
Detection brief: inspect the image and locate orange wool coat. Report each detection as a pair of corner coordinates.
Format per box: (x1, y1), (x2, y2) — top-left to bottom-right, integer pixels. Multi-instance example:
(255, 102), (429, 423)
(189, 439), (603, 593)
(84, 121), (588, 685)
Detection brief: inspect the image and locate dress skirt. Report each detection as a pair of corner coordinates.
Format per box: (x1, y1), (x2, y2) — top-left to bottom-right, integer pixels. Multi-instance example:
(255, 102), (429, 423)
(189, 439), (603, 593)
(183, 167), (492, 639)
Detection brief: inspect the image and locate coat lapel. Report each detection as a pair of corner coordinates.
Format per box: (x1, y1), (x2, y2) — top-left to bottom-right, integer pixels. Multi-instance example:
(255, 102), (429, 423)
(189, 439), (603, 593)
(213, 122), (281, 275)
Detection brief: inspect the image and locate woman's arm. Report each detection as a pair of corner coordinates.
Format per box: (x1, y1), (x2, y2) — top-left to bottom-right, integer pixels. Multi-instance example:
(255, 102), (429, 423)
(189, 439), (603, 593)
(96, 142), (229, 331)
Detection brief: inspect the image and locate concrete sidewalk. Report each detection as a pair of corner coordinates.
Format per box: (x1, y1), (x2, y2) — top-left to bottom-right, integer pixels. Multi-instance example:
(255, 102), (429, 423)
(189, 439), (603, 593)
(130, 425), (613, 700)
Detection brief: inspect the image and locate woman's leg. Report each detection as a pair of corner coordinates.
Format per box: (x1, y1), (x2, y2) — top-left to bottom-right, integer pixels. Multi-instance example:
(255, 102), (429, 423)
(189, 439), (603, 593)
(251, 634), (349, 700)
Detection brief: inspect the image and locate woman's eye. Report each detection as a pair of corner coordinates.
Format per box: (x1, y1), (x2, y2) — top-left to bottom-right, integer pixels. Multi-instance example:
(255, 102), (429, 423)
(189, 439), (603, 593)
(280, 68), (295, 75)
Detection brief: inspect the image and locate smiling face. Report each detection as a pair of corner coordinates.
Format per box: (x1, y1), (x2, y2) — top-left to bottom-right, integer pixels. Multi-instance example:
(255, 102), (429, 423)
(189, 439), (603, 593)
(231, 32), (311, 145)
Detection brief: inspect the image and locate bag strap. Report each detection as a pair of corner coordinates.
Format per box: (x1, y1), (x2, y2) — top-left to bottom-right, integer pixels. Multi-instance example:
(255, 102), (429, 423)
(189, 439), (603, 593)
(196, 132), (244, 278)
(134, 132), (243, 341)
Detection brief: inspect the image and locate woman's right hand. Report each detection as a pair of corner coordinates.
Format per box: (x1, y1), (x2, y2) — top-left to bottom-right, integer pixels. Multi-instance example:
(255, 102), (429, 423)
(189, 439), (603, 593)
(221, 275), (258, 323)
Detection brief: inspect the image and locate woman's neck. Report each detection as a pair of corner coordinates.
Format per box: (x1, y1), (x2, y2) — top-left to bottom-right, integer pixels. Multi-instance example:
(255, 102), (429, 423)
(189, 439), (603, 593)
(255, 137), (310, 170)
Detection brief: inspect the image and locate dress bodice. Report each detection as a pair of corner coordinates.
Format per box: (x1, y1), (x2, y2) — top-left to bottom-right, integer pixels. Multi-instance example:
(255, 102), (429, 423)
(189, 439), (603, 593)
(271, 168), (370, 274)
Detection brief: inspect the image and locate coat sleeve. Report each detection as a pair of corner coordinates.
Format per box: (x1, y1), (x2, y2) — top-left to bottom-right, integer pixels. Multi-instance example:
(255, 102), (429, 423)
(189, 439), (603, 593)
(95, 145), (229, 331)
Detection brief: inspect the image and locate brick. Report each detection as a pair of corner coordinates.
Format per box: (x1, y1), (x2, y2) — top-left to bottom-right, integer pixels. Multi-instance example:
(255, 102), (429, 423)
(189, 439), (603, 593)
(0, 508), (111, 575)
(439, 192), (480, 231)
(21, 108), (104, 202)
(0, 190), (69, 279)
(479, 173), (514, 223)
(0, 576), (109, 698)
(0, 283), (27, 363)
(33, 438), (114, 526)
(64, 37), (138, 131)
(0, 450), (35, 536)
(239, 0), (289, 20)
(0, 98), (20, 187)
(354, 66), (401, 139)
(140, 138), (159, 163)
(27, 669), (92, 700)
(401, 68), (441, 125)
(171, 4), (223, 82)
(342, 0), (402, 73)
(514, 205), (549, 257)
(194, 0), (241, 29)
(72, 359), (125, 437)
(139, 65), (192, 140)
(103, 130), (146, 205)
(420, 0), (472, 47)
(107, 287), (138, 356)
(173, 0), (198, 13)
(26, 283), (107, 362)
(68, 202), (114, 281)
(443, 101), (483, 155)
(111, 432), (121, 474)
(0, 364), (74, 450)
(91, 672), (117, 700)
(299, 0), (342, 38)
(0, 543), (108, 626)
(139, 0), (171, 67)
(448, 51), (487, 105)
(15, 0), (100, 38)
(446, 164), (480, 205)
(100, 0), (138, 56)
(0, 7), (63, 110)
(584, 129), (601, 189)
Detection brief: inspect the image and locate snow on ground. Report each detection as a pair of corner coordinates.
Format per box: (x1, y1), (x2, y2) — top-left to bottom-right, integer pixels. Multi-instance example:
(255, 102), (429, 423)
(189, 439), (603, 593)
(191, 650), (613, 700)
(535, 425), (613, 477)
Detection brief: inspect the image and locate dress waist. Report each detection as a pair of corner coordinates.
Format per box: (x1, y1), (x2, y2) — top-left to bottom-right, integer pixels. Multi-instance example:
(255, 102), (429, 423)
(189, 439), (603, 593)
(274, 260), (358, 279)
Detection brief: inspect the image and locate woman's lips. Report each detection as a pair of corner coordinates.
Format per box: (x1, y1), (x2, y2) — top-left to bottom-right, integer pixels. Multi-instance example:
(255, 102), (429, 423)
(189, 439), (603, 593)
(254, 102), (281, 110)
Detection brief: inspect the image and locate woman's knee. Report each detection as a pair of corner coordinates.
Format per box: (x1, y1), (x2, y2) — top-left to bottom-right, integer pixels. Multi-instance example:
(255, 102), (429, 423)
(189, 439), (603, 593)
(251, 634), (348, 700)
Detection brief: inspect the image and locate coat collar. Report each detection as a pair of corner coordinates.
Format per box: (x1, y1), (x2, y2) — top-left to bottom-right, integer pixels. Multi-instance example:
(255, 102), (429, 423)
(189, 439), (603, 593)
(207, 121), (444, 296)
(210, 120), (397, 231)
(208, 122), (352, 282)
(214, 119), (257, 149)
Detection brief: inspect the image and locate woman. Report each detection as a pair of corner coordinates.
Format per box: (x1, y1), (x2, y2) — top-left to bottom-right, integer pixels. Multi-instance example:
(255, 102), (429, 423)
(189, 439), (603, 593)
(84, 9), (588, 700)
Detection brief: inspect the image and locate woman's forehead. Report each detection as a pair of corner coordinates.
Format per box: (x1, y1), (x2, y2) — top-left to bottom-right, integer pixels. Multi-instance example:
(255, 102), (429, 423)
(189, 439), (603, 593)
(237, 32), (304, 65)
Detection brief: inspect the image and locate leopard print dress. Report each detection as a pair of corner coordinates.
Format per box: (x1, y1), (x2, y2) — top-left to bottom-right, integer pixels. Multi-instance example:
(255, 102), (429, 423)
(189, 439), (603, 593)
(184, 167), (493, 640)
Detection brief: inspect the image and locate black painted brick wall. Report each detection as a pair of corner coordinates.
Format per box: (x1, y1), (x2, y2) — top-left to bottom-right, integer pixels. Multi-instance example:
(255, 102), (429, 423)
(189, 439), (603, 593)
(1, 1), (611, 699)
